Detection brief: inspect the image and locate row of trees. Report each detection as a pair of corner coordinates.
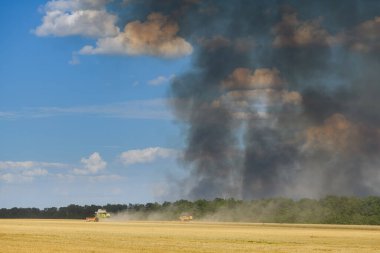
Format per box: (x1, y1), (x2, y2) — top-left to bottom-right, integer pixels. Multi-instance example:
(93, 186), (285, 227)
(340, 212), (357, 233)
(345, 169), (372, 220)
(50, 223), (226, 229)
(1, 196), (380, 225)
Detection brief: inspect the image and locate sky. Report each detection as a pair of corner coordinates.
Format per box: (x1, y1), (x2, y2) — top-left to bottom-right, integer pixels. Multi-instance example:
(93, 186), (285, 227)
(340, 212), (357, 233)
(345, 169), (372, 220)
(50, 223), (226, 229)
(0, 0), (191, 208)
(1, 0), (380, 208)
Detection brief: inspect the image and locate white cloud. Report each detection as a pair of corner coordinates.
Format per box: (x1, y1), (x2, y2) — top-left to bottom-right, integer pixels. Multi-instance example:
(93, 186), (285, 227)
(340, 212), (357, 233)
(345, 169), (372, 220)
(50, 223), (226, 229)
(45, 0), (111, 11)
(0, 99), (172, 121)
(80, 13), (193, 58)
(0, 112), (15, 118)
(0, 161), (66, 170)
(88, 174), (123, 183)
(22, 169), (48, 177)
(81, 152), (107, 173)
(69, 53), (80, 65)
(148, 74), (175, 86)
(0, 160), (63, 183)
(56, 173), (124, 183)
(0, 173), (34, 183)
(73, 152), (107, 175)
(0, 173), (14, 183)
(56, 173), (76, 182)
(34, 0), (119, 38)
(0, 154), (121, 184)
(120, 147), (177, 167)
(34, 2), (192, 59)
(0, 169), (48, 184)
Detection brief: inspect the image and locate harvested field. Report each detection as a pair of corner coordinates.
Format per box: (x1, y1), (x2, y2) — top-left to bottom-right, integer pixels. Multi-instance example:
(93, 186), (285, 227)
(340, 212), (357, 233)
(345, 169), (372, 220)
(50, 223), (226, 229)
(0, 219), (380, 252)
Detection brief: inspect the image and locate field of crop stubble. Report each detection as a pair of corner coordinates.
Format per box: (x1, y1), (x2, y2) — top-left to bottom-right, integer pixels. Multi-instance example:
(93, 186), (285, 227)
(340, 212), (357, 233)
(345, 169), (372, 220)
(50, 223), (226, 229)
(0, 219), (380, 252)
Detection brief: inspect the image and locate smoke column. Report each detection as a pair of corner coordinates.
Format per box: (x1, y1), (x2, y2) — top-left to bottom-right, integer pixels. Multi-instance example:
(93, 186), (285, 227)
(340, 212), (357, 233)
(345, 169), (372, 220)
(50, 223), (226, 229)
(125, 0), (380, 199)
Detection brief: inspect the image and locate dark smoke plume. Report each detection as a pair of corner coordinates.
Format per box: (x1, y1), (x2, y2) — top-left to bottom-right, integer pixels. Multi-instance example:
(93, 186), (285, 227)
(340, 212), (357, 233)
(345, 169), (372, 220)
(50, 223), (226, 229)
(127, 0), (380, 199)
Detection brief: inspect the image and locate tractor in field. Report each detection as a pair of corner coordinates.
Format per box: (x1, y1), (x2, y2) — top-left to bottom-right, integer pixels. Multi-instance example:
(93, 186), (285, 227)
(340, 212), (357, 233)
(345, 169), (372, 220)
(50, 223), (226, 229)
(85, 209), (111, 222)
(179, 213), (193, 222)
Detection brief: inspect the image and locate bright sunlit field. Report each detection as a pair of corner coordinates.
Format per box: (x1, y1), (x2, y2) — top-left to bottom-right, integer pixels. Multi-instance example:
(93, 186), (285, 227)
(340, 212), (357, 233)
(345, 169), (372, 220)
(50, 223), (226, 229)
(1, 219), (380, 252)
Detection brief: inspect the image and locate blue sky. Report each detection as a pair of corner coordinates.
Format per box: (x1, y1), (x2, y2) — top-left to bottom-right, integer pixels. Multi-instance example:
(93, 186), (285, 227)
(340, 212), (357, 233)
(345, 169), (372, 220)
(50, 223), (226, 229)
(0, 0), (192, 208)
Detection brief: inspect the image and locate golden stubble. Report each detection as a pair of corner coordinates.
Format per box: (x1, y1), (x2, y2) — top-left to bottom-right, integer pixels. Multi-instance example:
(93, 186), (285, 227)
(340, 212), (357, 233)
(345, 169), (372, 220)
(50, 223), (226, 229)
(1, 219), (380, 253)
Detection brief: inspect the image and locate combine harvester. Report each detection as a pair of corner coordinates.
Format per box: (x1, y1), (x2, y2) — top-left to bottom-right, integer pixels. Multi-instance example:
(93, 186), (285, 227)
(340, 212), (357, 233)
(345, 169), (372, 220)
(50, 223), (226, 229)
(86, 209), (111, 222)
(179, 213), (193, 222)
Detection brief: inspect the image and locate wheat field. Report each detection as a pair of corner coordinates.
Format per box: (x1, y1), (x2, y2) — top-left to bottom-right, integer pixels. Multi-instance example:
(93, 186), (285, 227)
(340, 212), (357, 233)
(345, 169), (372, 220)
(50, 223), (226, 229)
(0, 219), (380, 252)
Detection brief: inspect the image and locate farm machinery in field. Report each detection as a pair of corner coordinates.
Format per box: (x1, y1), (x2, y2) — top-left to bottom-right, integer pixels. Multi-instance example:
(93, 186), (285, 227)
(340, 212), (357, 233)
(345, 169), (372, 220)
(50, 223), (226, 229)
(85, 217), (99, 222)
(179, 213), (193, 222)
(85, 209), (111, 222)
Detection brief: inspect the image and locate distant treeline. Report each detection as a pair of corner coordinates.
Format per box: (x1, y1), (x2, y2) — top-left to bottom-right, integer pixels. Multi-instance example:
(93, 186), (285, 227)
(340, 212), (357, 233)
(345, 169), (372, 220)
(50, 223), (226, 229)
(1, 196), (380, 225)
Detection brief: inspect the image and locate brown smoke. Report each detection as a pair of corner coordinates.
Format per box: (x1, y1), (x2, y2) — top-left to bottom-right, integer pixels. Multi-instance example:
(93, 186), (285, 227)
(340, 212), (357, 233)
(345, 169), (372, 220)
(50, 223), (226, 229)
(121, 0), (380, 199)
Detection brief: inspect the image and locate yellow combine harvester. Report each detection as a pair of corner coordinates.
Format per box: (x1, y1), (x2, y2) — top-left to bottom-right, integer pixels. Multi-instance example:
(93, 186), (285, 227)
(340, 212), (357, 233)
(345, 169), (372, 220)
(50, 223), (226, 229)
(179, 213), (193, 222)
(85, 209), (111, 222)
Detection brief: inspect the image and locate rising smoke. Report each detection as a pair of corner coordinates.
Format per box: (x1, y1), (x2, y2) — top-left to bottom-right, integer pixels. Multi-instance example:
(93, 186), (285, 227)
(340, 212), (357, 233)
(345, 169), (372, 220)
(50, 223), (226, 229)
(119, 0), (380, 200)
(126, 0), (380, 199)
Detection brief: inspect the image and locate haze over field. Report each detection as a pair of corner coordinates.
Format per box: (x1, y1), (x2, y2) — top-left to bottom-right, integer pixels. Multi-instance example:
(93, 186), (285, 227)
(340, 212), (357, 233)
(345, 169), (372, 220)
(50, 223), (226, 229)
(1, 0), (380, 207)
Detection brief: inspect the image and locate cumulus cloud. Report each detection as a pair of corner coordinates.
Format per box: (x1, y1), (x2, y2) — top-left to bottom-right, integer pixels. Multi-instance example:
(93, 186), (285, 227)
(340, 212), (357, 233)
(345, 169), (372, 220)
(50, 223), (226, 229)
(148, 74), (175, 86)
(80, 12), (193, 57)
(120, 147), (177, 167)
(34, 0), (119, 38)
(34, 2), (192, 58)
(272, 10), (335, 48)
(73, 152), (107, 175)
